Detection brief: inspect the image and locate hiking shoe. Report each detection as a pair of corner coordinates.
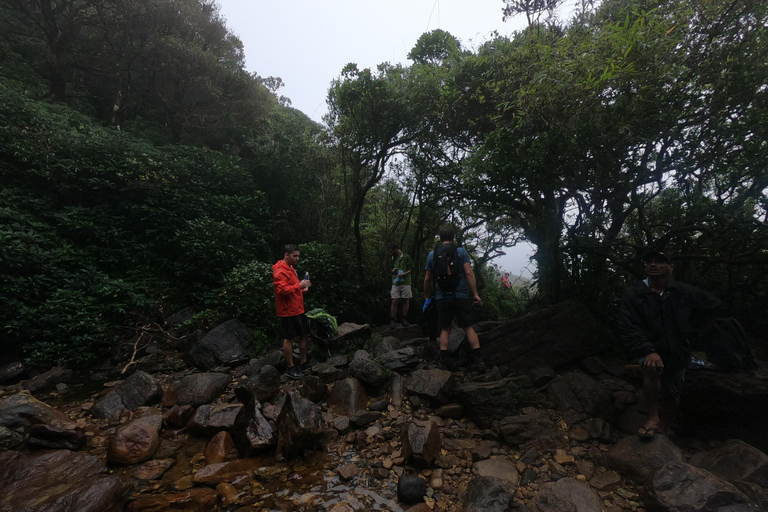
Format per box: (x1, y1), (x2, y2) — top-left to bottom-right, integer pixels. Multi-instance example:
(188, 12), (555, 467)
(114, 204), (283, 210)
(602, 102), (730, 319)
(390, 319), (398, 328)
(286, 366), (303, 380)
(299, 360), (313, 372)
(401, 319), (410, 327)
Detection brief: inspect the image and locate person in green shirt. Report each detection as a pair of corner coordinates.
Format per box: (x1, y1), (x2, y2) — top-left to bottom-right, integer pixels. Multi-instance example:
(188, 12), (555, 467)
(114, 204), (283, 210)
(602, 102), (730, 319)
(389, 244), (414, 327)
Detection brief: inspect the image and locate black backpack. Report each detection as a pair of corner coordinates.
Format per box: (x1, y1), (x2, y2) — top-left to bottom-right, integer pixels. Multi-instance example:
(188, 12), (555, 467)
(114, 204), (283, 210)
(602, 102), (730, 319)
(432, 243), (462, 293)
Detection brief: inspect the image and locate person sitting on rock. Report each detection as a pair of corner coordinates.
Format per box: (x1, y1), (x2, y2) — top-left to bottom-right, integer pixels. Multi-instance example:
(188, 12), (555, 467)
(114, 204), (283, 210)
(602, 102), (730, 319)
(619, 250), (721, 438)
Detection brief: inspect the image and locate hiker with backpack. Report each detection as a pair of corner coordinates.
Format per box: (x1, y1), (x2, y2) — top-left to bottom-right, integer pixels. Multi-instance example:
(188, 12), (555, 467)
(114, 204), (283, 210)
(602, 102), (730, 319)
(389, 244), (415, 328)
(619, 250), (721, 438)
(273, 244), (313, 380)
(423, 226), (485, 372)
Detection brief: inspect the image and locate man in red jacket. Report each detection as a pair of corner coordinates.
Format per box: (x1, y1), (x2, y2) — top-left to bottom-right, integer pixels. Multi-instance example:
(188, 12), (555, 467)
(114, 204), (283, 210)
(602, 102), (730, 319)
(273, 244), (312, 379)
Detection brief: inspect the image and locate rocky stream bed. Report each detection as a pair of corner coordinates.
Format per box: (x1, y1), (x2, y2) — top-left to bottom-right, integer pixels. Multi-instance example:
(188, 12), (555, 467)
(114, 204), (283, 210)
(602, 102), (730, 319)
(1, 301), (768, 512)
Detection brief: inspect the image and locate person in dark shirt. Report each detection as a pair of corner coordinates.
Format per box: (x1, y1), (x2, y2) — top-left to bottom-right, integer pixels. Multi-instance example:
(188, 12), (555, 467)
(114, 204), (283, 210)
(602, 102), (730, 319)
(619, 251), (721, 438)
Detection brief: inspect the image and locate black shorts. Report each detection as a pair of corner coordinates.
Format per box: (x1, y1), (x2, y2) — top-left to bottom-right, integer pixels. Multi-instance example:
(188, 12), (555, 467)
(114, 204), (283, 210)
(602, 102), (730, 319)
(281, 314), (309, 340)
(436, 298), (475, 330)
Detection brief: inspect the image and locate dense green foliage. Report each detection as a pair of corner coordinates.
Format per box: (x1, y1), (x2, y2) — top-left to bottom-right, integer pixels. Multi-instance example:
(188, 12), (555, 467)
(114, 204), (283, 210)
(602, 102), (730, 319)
(1, 0), (766, 364)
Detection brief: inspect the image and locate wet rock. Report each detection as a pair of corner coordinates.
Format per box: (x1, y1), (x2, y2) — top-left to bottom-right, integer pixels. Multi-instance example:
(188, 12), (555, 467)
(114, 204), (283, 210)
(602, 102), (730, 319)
(456, 378), (519, 428)
(276, 391), (323, 459)
(377, 347), (420, 370)
(369, 398), (388, 411)
(21, 366), (72, 394)
(131, 459), (175, 481)
(205, 431), (234, 464)
(350, 409), (382, 427)
(193, 458), (264, 484)
(26, 423), (85, 450)
(405, 369), (456, 405)
(166, 372), (230, 407)
(0, 362), (25, 384)
(186, 318), (252, 370)
(643, 461), (753, 512)
(126, 488), (219, 511)
(349, 350), (387, 388)
(397, 474), (427, 504)
(0, 449), (131, 511)
(327, 378), (368, 416)
(232, 398), (275, 456)
(532, 477), (602, 511)
(498, 409), (559, 447)
(187, 403), (242, 437)
(547, 372), (617, 425)
(401, 419), (441, 467)
(0, 392), (72, 428)
(690, 439), (768, 483)
(163, 404), (195, 429)
(605, 434), (683, 484)
(480, 300), (613, 371)
(333, 322), (372, 344)
(107, 420), (160, 466)
(462, 476), (516, 512)
(299, 375), (327, 403)
(473, 458), (519, 484)
(235, 365), (281, 403)
(91, 371), (161, 419)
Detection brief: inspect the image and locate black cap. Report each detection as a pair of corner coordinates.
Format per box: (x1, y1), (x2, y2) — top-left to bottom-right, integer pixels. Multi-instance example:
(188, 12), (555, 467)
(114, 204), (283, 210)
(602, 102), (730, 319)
(642, 250), (671, 264)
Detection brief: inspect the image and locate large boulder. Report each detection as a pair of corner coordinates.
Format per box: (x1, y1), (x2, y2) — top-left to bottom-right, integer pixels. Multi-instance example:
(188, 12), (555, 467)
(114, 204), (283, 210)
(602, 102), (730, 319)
(327, 378), (368, 416)
(187, 403), (242, 437)
(349, 350), (388, 389)
(532, 477), (603, 512)
(479, 300), (613, 371)
(455, 378), (519, 428)
(401, 419), (441, 467)
(682, 367), (768, 453)
(643, 461), (754, 512)
(0, 362), (25, 384)
(461, 476), (516, 512)
(605, 434), (683, 484)
(377, 347), (420, 371)
(235, 365), (281, 404)
(547, 372), (617, 425)
(186, 319), (252, 370)
(91, 371), (161, 419)
(0, 392), (72, 429)
(473, 459), (519, 484)
(26, 423), (86, 451)
(276, 391), (323, 459)
(405, 369), (456, 405)
(20, 366), (72, 393)
(498, 409), (560, 448)
(165, 372), (230, 407)
(107, 420), (160, 466)
(127, 488), (218, 512)
(690, 439), (768, 483)
(332, 322), (372, 344)
(0, 450), (131, 512)
(232, 399), (275, 457)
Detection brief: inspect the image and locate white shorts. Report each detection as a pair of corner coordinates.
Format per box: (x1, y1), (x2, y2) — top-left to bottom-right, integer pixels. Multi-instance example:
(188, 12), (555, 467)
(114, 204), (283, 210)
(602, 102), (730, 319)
(391, 285), (413, 299)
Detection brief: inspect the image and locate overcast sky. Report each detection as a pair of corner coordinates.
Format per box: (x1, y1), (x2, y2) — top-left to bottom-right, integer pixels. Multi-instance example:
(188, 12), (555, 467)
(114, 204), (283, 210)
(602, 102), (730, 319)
(216, 0), (539, 277)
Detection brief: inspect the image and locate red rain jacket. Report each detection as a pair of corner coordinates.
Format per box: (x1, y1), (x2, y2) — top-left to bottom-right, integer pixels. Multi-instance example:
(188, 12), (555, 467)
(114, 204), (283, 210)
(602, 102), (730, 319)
(273, 259), (305, 317)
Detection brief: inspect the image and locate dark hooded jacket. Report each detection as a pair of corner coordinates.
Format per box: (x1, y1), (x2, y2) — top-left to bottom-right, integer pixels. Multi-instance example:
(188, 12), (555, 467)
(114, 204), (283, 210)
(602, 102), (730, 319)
(619, 278), (721, 369)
